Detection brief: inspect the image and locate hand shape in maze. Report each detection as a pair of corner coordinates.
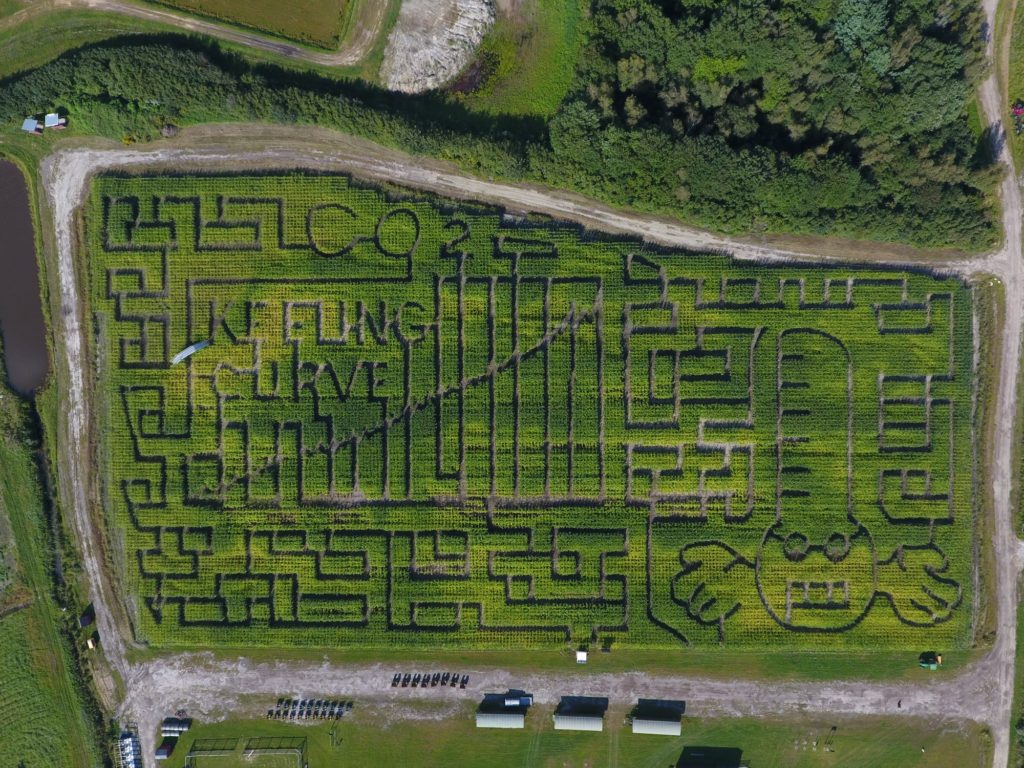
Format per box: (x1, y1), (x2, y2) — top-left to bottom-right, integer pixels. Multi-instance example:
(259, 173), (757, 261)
(878, 542), (961, 626)
(672, 541), (754, 628)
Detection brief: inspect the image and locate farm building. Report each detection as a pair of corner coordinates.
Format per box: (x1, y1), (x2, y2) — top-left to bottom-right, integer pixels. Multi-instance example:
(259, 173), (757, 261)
(475, 710), (525, 729)
(631, 698), (684, 736)
(552, 696), (607, 732)
(633, 717), (682, 736)
(476, 691), (531, 729)
(160, 717), (192, 737)
(154, 737), (176, 760)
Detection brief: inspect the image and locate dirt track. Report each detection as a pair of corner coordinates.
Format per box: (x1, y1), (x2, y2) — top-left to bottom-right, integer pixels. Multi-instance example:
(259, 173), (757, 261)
(36, 1), (1024, 764)
(6, 0), (390, 67)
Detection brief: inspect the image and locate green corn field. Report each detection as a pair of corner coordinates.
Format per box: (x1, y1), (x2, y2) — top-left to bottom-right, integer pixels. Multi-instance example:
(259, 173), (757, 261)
(86, 172), (977, 650)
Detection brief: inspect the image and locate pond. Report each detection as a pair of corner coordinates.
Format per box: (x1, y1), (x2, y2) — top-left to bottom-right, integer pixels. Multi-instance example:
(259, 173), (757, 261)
(0, 160), (48, 395)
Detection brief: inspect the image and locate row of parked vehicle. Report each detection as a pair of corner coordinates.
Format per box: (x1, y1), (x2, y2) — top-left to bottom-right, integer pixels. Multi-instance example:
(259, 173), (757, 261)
(392, 671), (469, 689)
(267, 698), (352, 720)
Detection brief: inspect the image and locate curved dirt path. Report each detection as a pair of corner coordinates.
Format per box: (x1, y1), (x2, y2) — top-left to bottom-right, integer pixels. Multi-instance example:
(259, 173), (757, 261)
(8, 0), (390, 67)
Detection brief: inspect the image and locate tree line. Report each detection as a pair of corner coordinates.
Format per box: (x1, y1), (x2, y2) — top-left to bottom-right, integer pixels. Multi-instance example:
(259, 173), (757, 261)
(0, 0), (1000, 250)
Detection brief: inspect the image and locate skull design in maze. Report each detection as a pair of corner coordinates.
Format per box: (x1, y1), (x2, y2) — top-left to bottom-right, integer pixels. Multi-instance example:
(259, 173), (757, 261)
(647, 283), (965, 642)
(755, 329), (876, 632)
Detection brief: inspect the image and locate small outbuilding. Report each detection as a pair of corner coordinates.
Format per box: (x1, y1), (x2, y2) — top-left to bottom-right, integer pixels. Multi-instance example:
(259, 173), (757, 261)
(160, 717), (192, 737)
(631, 698), (684, 736)
(476, 691), (531, 729)
(20, 118), (41, 134)
(44, 112), (66, 129)
(553, 696), (607, 732)
(476, 710), (526, 729)
(154, 737), (176, 760)
(575, 651), (588, 664)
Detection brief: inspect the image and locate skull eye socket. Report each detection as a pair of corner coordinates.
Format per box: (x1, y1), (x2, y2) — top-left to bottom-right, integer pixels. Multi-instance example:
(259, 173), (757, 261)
(783, 532), (809, 561)
(825, 532), (851, 562)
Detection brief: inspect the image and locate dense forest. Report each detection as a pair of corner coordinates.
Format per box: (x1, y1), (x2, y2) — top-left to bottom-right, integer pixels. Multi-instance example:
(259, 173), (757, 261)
(545, 0), (999, 247)
(0, 0), (1002, 249)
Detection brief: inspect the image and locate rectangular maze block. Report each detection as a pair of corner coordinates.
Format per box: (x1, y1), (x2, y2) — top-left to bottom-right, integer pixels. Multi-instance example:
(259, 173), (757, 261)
(89, 173), (978, 649)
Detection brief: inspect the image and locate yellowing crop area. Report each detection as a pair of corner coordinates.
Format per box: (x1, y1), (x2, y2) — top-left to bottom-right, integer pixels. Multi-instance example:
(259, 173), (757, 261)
(148, 0), (348, 48)
(87, 172), (977, 650)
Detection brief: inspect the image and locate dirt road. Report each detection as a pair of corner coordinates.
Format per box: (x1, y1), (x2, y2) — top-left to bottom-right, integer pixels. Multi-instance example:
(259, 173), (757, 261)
(972, 0), (1023, 764)
(10, 0), (390, 67)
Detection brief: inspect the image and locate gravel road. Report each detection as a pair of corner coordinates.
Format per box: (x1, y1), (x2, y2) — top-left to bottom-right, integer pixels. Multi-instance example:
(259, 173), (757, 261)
(37, 2), (1024, 760)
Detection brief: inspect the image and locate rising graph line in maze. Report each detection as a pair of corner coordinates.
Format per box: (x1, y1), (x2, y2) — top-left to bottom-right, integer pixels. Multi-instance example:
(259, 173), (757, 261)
(91, 173), (976, 648)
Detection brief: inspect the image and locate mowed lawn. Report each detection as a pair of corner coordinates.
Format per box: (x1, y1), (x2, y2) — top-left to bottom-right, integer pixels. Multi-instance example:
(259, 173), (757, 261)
(147, 0), (348, 48)
(160, 709), (988, 768)
(1004, 0), (1024, 167)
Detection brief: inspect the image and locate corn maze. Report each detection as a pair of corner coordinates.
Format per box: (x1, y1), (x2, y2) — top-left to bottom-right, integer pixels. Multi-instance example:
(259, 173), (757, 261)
(87, 173), (977, 649)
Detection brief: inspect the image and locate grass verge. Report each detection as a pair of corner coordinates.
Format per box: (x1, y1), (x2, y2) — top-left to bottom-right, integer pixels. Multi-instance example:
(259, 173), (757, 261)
(0, 377), (103, 766)
(456, 0), (586, 117)
(158, 709), (989, 768)
(0, 8), (367, 83)
(1003, 0), (1024, 168)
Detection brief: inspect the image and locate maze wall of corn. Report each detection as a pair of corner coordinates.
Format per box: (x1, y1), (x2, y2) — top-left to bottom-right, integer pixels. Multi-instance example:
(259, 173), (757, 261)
(87, 173), (977, 648)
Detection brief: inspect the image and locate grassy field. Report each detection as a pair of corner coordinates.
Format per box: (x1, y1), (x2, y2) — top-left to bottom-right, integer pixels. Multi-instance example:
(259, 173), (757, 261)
(1005, 0), (1024, 168)
(0, 0), (24, 20)
(0, 8), (371, 84)
(0, 383), (102, 767)
(142, 0), (348, 49)
(129, 641), (976, 684)
(456, 0), (585, 117)
(88, 171), (976, 651)
(157, 709), (989, 768)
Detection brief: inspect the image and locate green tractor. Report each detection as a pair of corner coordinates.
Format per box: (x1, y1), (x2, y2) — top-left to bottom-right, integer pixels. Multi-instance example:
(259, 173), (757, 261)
(918, 651), (943, 671)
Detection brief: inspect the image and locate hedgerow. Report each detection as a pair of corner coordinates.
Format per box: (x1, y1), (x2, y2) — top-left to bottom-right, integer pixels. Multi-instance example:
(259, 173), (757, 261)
(87, 172), (977, 649)
(0, 31), (999, 250)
